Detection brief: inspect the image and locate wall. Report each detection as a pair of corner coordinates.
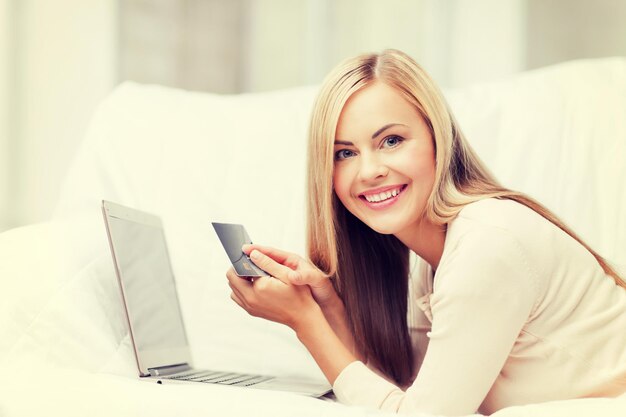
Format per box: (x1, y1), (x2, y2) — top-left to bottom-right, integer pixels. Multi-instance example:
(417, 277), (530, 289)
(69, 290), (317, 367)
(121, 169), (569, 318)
(119, 0), (250, 94)
(527, 0), (626, 69)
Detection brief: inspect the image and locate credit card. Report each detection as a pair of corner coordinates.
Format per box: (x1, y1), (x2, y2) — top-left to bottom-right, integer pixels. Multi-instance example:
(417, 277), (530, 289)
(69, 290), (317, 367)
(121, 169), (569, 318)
(212, 222), (268, 277)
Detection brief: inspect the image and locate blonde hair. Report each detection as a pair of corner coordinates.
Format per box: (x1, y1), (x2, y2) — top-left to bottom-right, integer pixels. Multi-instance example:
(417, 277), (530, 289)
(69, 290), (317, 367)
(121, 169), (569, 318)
(305, 49), (625, 385)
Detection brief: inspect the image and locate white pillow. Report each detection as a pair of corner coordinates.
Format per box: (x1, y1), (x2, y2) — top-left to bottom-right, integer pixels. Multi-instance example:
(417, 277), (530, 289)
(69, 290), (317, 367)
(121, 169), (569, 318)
(53, 84), (325, 378)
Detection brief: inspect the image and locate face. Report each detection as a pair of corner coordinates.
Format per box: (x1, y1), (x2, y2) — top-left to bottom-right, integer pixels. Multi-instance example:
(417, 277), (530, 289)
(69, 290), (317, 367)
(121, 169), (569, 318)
(333, 81), (436, 236)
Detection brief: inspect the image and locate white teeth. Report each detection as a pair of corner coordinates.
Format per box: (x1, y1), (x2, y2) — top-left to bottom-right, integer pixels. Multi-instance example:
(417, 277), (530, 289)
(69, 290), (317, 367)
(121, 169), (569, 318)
(364, 187), (403, 203)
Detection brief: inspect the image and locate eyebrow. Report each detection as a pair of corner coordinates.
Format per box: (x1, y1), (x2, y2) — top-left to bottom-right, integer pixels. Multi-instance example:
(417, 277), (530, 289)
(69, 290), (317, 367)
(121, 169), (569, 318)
(334, 123), (407, 146)
(372, 123), (405, 139)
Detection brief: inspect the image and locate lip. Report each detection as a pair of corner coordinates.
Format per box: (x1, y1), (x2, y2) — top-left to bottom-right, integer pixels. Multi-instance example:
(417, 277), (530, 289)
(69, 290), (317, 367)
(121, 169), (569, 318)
(358, 184), (406, 197)
(358, 184), (407, 211)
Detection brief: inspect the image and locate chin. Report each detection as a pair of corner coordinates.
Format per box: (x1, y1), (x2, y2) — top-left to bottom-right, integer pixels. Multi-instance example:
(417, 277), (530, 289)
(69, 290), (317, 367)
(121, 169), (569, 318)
(359, 210), (423, 238)
(363, 220), (404, 236)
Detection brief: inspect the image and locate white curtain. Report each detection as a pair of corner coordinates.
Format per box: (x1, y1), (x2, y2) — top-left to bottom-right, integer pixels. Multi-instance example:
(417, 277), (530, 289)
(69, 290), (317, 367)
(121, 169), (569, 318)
(1, 0), (117, 232)
(0, 0), (13, 231)
(244, 0), (526, 91)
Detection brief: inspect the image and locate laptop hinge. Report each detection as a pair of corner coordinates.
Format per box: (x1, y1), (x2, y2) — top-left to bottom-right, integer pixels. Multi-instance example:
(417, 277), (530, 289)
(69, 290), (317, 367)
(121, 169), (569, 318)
(148, 363), (191, 377)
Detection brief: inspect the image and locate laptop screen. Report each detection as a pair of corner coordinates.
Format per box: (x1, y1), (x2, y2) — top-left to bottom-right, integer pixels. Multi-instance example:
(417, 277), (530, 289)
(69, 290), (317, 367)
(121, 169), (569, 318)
(104, 202), (191, 375)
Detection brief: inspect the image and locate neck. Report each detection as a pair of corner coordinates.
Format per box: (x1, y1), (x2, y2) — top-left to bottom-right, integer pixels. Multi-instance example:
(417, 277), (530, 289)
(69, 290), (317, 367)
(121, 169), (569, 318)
(395, 217), (446, 271)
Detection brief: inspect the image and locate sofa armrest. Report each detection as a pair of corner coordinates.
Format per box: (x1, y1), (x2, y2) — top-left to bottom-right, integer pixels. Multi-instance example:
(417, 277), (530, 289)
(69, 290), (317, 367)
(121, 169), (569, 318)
(0, 222), (67, 356)
(0, 215), (109, 355)
(0, 222), (68, 303)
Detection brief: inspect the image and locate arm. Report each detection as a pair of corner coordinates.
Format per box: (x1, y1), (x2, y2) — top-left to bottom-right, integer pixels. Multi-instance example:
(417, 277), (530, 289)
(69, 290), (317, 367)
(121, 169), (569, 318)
(236, 233), (537, 415)
(331, 228), (539, 415)
(293, 303), (358, 385)
(316, 286), (366, 363)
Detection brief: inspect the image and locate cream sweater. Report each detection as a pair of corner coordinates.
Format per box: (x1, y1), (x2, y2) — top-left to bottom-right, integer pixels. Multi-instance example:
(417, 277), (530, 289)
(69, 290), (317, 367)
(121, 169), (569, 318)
(332, 198), (626, 415)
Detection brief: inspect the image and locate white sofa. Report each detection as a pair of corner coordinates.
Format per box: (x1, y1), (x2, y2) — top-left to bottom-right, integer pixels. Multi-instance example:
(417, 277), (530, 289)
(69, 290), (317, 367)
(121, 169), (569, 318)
(1, 58), (625, 417)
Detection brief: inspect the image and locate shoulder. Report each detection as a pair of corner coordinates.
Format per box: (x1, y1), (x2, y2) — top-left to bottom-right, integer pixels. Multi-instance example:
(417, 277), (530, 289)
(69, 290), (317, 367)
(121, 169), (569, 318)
(456, 197), (545, 232)
(446, 197), (554, 256)
(434, 198), (544, 304)
(446, 197), (559, 274)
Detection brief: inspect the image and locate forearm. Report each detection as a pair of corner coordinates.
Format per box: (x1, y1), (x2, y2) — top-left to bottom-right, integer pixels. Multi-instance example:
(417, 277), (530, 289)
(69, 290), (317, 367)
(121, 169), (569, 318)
(319, 296), (367, 363)
(294, 306), (358, 385)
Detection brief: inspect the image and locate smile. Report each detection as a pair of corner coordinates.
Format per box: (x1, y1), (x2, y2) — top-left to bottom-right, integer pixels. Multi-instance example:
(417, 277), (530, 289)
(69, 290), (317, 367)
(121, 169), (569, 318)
(359, 184), (407, 208)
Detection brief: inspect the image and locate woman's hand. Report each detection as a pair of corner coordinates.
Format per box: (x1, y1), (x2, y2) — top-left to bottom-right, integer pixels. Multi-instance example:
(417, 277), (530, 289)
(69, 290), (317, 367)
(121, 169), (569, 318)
(238, 245), (364, 363)
(226, 263), (320, 331)
(241, 244), (339, 308)
(226, 245), (326, 331)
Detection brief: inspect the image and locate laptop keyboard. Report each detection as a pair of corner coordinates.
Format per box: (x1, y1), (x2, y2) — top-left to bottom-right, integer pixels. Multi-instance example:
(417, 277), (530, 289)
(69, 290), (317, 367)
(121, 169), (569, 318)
(165, 370), (273, 387)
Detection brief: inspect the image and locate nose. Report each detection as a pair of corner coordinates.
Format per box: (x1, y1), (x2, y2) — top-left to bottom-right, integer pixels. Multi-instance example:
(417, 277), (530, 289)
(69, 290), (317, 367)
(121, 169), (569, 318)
(357, 152), (389, 182)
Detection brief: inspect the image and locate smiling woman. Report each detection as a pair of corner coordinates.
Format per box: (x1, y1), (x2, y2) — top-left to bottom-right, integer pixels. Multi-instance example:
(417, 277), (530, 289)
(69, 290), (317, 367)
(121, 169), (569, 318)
(227, 49), (626, 416)
(332, 82), (436, 239)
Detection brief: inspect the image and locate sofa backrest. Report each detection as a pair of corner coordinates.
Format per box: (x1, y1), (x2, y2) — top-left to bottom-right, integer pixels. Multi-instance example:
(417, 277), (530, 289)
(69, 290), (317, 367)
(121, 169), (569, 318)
(50, 58), (625, 376)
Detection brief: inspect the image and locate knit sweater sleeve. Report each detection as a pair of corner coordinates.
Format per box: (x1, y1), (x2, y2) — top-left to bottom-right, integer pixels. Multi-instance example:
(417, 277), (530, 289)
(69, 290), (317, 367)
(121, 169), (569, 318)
(332, 227), (539, 416)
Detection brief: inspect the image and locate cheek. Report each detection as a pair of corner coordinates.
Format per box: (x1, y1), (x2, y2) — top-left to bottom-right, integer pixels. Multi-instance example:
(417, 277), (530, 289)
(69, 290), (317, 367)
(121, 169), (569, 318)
(400, 144), (436, 185)
(332, 165), (354, 205)
(412, 159), (436, 197)
(413, 155), (435, 181)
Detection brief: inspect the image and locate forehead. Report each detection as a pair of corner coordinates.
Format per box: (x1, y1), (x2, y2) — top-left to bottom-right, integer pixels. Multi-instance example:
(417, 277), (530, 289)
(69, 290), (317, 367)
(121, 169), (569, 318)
(336, 81), (420, 139)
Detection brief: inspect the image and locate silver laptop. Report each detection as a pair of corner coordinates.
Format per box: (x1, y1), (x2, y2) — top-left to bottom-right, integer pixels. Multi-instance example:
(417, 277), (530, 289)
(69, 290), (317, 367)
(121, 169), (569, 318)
(102, 200), (332, 397)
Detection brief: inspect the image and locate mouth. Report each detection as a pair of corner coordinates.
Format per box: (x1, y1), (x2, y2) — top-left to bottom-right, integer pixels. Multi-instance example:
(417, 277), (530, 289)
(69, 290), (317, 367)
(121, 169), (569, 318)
(359, 184), (407, 206)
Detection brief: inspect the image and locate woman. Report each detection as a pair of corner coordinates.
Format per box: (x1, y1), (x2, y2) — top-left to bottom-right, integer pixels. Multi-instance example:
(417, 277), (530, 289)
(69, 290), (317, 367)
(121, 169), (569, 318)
(226, 49), (626, 415)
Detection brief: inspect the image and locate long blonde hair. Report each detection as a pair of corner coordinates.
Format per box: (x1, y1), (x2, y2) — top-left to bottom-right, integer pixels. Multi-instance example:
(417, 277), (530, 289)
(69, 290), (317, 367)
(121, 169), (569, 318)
(306, 49), (625, 386)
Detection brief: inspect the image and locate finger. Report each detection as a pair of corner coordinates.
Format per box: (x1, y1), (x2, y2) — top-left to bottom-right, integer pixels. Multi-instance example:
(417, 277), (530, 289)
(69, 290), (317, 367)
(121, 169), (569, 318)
(230, 291), (245, 308)
(230, 291), (254, 314)
(248, 250), (294, 284)
(242, 244), (300, 269)
(226, 266), (243, 285)
(228, 280), (251, 309)
(226, 267), (254, 296)
(251, 275), (285, 291)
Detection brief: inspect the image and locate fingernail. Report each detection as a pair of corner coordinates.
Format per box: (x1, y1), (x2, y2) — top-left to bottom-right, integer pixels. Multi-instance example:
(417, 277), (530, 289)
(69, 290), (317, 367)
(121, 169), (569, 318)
(242, 244), (251, 252)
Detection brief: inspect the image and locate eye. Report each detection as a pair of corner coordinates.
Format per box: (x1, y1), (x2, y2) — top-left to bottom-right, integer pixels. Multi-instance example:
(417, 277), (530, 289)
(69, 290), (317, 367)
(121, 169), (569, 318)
(334, 149), (356, 161)
(381, 135), (404, 149)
